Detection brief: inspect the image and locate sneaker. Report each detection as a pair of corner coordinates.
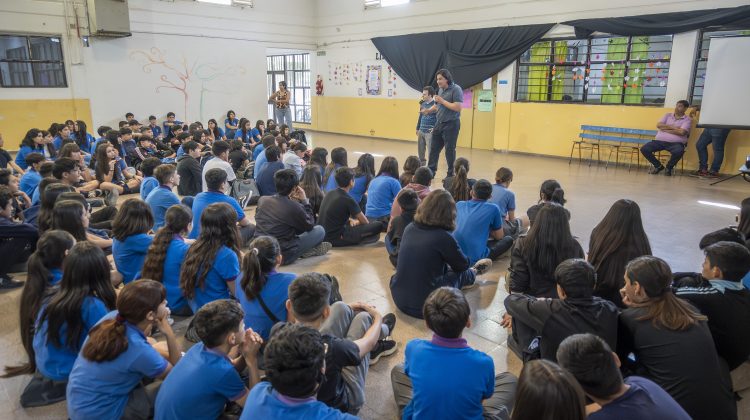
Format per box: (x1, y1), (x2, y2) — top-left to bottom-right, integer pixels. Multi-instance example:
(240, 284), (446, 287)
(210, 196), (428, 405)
(0, 276), (24, 290)
(301, 242), (332, 258)
(689, 169), (709, 178)
(648, 165), (664, 175)
(704, 171), (720, 179)
(382, 313), (396, 337)
(370, 339), (398, 365)
(472, 258), (493, 276)
(664, 167), (674, 176)
(327, 274), (343, 303)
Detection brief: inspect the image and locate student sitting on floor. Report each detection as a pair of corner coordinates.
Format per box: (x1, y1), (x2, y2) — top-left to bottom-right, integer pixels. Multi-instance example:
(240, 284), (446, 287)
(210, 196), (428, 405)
(30, 242), (117, 407)
(19, 153), (45, 197)
(112, 198), (154, 284)
(181, 203), (242, 313)
(318, 167), (383, 247)
(138, 157), (161, 201)
(254, 169), (330, 264)
(286, 273), (397, 414)
(252, 135), (278, 180)
(283, 142), (307, 178)
(0, 169), (32, 221)
(489, 167), (528, 239)
(237, 236), (296, 341)
(256, 145), (284, 197)
(617, 256), (736, 420)
(390, 166), (432, 219)
(176, 141), (202, 197)
(139, 205), (193, 317)
(511, 360), (586, 420)
(386, 189), (418, 268)
(399, 155), (420, 188)
(36, 183), (73, 233)
(443, 157), (475, 203)
(155, 299), (262, 420)
(390, 190), (492, 318)
(145, 164), (181, 230)
(189, 168), (255, 245)
(504, 259), (619, 362)
(391, 287), (517, 419)
(350, 153), (375, 209)
(94, 142), (142, 199)
(557, 333), (690, 420)
(67, 280), (181, 420)
(51, 199), (111, 251)
(454, 179), (513, 265)
(202, 140), (236, 194)
(30, 163), (55, 205)
(323, 147), (348, 192)
(526, 179), (569, 225)
(672, 227), (746, 288)
(365, 156), (402, 227)
(240, 323), (357, 419)
(300, 165), (325, 220)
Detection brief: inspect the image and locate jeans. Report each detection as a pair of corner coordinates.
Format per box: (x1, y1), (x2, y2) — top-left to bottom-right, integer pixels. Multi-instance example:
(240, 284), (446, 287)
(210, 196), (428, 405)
(239, 224), (256, 247)
(274, 107), (293, 131)
(488, 237), (514, 260)
(320, 302), (389, 414)
(283, 225), (325, 265)
(641, 140), (686, 169)
(433, 267), (476, 289)
(428, 119), (460, 177)
(331, 222), (382, 247)
(391, 364), (517, 420)
(696, 128), (731, 172)
(417, 131), (432, 165)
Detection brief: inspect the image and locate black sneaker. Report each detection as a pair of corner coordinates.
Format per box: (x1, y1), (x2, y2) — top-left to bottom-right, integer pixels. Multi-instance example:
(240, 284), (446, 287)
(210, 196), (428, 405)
(0, 276), (24, 290)
(704, 171), (720, 179)
(648, 165), (665, 175)
(370, 339), (398, 365)
(665, 167), (674, 176)
(300, 242), (332, 258)
(472, 258), (493, 276)
(326, 274), (343, 303)
(382, 313), (396, 337)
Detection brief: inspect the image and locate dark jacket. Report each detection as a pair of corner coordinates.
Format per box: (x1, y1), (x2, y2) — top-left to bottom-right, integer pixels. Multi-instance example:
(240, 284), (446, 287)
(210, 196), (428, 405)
(508, 236), (584, 298)
(254, 195), (315, 261)
(390, 222), (470, 318)
(176, 155), (202, 197)
(385, 211), (414, 268)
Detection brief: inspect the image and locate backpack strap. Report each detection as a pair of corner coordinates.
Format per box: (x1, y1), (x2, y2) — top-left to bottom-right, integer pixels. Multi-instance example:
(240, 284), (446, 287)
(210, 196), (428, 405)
(256, 293), (281, 324)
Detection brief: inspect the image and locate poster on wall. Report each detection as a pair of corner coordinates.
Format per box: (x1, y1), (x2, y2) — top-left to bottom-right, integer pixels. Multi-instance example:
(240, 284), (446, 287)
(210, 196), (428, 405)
(366, 65), (382, 95)
(462, 90), (473, 108)
(477, 90), (494, 112)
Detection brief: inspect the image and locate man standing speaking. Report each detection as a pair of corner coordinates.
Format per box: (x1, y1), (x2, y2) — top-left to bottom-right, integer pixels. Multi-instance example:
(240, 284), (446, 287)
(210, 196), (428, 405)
(427, 69), (463, 178)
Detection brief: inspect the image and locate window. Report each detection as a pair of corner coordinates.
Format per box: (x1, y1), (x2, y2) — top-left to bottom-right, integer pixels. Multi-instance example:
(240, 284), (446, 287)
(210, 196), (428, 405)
(690, 28), (750, 106)
(516, 35), (672, 105)
(267, 53), (311, 124)
(0, 35), (66, 87)
(365, 0), (410, 9)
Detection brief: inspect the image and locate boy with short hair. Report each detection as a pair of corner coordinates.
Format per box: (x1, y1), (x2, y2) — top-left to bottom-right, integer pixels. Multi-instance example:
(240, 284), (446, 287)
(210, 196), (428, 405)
(240, 323), (357, 419)
(454, 179), (513, 263)
(19, 152), (45, 197)
(146, 164), (181, 230)
(391, 287), (517, 419)
(557, 334), (689, 419)
(489, 167), (527, 239)
(139, 157), (162, 200)
(386, 188), (419, 267)
(286, 273), (397, 414)
(176, 140), (203, 197)
(416, 86), (437, 166)
(163, 112), (183, 140)
(190, 168), (254, 244)
(155, 299), (262, 419)
(202, 141), (235, 194)
(148, 115), (162, 139)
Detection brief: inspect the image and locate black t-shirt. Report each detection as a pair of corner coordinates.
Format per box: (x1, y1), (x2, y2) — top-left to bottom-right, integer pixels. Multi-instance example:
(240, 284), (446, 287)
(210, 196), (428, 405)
(0, 149), (11, 169)
(229, 149), (248, 172)
(318, 334), (361, 412)
(318, 188), (361, 242)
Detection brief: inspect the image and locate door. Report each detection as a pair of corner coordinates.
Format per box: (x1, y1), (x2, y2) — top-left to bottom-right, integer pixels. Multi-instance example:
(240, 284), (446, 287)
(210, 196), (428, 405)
(471, 76), (497, 150)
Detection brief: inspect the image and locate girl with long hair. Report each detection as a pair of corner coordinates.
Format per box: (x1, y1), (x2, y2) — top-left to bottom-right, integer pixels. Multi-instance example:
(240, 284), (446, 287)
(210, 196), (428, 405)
(509, 204), (584, 298)
(3, 231), (75, 380)
(526, 179), (569, 225)
(588, 199), (652, 307)
(94, 142), (141, 196)
(72, 120), (94, 155)
(365, 156), (401, 227)
(52, 200), (112, 250)
(300, 165), (324, 219)
(112, 198), (154, 284)
(444, 157), (472, 202)
(250, 119), (265, 144)
(207, 118), (225, 142)
(234, 118), (256, 147)
(352, 153), (375, 208)
(66, 279), (180, 420)
(310, 147), (328, 178)
(15, 129), (46, 170)
(323, 147), (347, 191)
(511, 359), (586, 420)
(400, 155), (420, 188)
(237, 236), (295, 340)
(180, 203), (242, 312)
(618, 256), (736, 420)
(140, 205), (193, 316)
(36, 183), (73, 233)
(224, 110), (239, 139)
(41, 128), (57, 160)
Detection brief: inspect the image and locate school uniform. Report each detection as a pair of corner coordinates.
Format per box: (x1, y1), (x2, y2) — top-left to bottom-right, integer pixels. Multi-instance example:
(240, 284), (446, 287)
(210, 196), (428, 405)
(14, 145), (46, 170)
(160, 237), (191, 313)
(188, 245), (240, 312)
(256, 161), (285, 196)
(589, 376), (690, 420)
(323, 164), (345, 192)
(253, 150), (269, 180)
(365, 175), (401, 220)
(318, 188), (381, 247)
(240, 382), (357, 420)
(67, 311), (168, 420)
(19, 168), (42, 197)
(154, 342), (246, 420)
(454, 199), (513, 264)
(224, 118), (239, 138)
(237, 271), (295, 340)
(140, 176), (159, 201)
(189, 191), (246, 239)
(250, 128), (263, 146)
(253, 195), (319, 264)
(150, 124), (162, 139)
(0, 148), (12, 169)
(252, 143), (265, 161)
(49, 268), (63, 285)
(349, 175), (369, 206)
(282, 151), (303, 177)
(176, 155), (202, 197)
(113, 233), (154, 284)
(234, 129), (253, 144)
(385, 210), (414, 267)
(163, 121), (183, 140)
(201, 157), (236, 193)
(146, 186), (180, 230)
(508, 236), (584, 298)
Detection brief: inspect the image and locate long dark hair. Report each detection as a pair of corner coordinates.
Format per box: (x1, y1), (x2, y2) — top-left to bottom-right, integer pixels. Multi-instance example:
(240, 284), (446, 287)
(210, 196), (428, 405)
(449, 157), (470, 202)
(238, 118), (250, 140)
(737, 197), (750, 239)
(112, 198), (154, 241)
(414, 189), (456, 231)
(241, 236), (281, 300)
(180, 203), (241, 300)
(511, 359), (586, 420)
(141, 205), (192, 283)
(3, 231), (76, 377)
(354, 153), (375, 187)
(94, 142), (115, 182)
(82, 280), (165, 362)
(300, 165), (324, 214)
(52, 200), (87, 241)
(377, 156), (399, 179)
(324, 147), (347, 186)
(74, 120), (88, 148)
(625, 256), (707, 331)
(310, 147), (328, 168)
(37, 182), (74, 233)
(588, 199), (652, 303)
(20, 129), (43, 149)
(39, 242), (116, 352)
(521, 204), (581, 278)
(208, 118), (222, 139)
(539, 179), (565, 205)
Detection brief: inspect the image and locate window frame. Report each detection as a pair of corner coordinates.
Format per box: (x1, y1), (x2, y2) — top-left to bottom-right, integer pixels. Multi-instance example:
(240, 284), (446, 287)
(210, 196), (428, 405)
(689, 27), (750, 106)
(0, 33), (67, 88)
(514, 35), (672, 106)
(266, 53), (311, 124)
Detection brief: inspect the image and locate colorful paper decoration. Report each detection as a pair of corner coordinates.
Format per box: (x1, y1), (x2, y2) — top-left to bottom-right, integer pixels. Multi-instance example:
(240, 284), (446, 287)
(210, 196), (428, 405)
(659, 80), (666, 87)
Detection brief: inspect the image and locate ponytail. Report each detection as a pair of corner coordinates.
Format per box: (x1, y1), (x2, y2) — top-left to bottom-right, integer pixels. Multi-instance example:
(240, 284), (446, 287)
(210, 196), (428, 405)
(450, 158), (470, 202)
(82, 317), (128, 362)
(550, 187), (566, 205)
(241, 236), (281, 300)
(141, 205), (192, 283)
(539, 179), (565, 205)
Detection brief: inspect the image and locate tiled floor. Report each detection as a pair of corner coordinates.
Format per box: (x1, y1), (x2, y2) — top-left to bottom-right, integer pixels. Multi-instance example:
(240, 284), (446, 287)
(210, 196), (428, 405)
(2, 132), (748, 419)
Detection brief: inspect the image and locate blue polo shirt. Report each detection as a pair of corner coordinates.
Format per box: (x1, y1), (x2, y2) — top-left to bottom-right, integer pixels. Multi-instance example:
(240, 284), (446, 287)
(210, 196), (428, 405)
(403, 336), (494, 420)
(253, 150), (268, 179)
(349, 176), (369, 205)
(15, 145), (45, 170)
(365, 175), (401, 218)
(241, 382), (357, 420)
(50, 268), (63, 285)
(161, 237), (191, 312)
(189, 191), (246, 239)
(454, 200), (502, 264)
(257, 161), (284, 196)
(188, 245), (240, 312)
(146, 186), (181, 230)
(323, 164), (344, 192)
(155, 342), (246, 420)
(150, 124), (162, 138)
(250, 128), (263, 146)
(31, 185), (41, 205)
(237, 271), (296, 340)
(589, 376), (690, 420)
(19, 169), (42, 197)
(140, 176), (159, 200)
(113, 233), (153, 284)
(32, 297), (109, 381)
(67, 311), (168, 420)
(489, 184), (515, 219)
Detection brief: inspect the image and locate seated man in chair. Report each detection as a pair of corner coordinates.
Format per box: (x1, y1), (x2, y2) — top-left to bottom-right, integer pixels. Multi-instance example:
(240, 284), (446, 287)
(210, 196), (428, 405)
(641, 100), (692, 176)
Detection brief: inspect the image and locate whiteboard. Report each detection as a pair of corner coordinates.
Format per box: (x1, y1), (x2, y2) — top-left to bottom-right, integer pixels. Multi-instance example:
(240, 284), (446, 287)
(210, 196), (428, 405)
(698, 36), (750, 129)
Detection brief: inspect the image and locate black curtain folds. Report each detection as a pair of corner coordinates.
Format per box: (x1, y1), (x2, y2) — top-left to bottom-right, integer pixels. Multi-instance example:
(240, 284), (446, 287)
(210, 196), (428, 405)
(372, 23), (553, 91)
(564, 5), (750, 38)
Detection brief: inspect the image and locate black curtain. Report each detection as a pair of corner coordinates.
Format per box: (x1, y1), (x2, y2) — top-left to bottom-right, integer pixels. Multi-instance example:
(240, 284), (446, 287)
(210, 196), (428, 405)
(372, 23), (553, 91)
(564, 5), (750, 38)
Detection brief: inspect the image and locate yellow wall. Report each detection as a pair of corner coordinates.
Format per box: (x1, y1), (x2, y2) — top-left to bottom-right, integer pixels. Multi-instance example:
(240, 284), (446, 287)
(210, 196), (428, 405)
(313, 96), (750, 173)
(0, 99), (93, 150)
